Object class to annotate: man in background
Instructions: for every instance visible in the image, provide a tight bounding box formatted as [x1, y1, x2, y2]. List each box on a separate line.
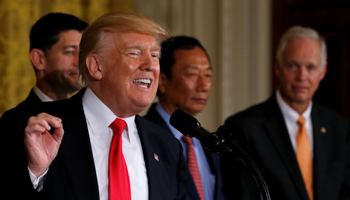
[18, 13, 88, 106]
[223, 26, 350, 200]
[144, 36, 225, 200]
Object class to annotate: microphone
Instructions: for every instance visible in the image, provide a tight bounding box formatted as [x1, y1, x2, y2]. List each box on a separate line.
[170, 109, 232, 154]
[170, 109, 211, 140]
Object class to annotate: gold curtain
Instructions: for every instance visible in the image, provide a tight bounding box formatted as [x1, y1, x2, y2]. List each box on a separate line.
[0, 0, 133, 116]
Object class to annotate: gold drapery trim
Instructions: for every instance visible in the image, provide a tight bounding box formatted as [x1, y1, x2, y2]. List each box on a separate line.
[0, 0, 133, 116]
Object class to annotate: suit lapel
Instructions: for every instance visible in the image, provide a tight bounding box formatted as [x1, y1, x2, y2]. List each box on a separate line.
[135, 115, 164, 199]
[311, 105, 329, 200]
[263, 96, 309, 200]
[58, 90, 100, 200]
[145, 105, 201, 200]
[27, 89, 41, 104]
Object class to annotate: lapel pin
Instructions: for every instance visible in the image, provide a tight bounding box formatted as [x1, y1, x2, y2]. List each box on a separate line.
[320, 127, 326, 134]
[154, 153, 159, 161]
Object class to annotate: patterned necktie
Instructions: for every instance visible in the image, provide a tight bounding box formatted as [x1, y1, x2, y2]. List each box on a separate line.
[182, 136, 205, 200]
[109, 118, 131, 200]
[296, 116, 313, 200]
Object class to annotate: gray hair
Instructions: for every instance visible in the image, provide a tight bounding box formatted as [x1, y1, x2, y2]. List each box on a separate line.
[276, 26, 327, 70]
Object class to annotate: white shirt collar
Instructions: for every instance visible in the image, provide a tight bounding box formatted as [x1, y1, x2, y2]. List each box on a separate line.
[82, 87, 135, 142]
[276, 90, 312, 121]
[33, 85, 53, 102]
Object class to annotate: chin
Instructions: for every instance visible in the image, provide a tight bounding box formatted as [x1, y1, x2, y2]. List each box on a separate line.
[135, 100, 153, 109]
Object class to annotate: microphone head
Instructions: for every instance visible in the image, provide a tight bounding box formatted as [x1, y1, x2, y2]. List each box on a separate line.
[170, 109, 200, 137]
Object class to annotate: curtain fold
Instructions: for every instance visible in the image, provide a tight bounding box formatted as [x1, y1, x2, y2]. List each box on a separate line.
[0, 0, 133, 116]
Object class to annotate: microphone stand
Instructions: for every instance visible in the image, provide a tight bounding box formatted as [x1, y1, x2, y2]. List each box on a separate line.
[200, 126, 271, 200]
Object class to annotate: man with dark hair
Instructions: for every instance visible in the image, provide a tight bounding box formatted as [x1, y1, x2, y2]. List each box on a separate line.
[18, 13, 88, 107]
[144, 36, 225, 200]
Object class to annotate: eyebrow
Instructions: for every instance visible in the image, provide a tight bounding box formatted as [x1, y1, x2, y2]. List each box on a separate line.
[126, 45, 160, 52]
[63, 45, 78, 49]
[126, 45, 142, 50]
[151, 46, 161, 52]
[185, 65, 213, 70]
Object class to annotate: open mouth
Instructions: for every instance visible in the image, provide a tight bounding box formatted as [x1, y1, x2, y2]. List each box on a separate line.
[133, 79, 152, 89]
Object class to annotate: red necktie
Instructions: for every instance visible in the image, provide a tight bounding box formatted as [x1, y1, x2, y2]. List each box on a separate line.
[296, 116, 313, 200]
[109, 118, 131, 200]
[182, 136, 205, 200]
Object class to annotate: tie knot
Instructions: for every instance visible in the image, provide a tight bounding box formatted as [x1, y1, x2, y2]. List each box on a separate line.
[110, 118, 127, 135]
[297, 115, 305, 126]
[182, 136, 193, 146]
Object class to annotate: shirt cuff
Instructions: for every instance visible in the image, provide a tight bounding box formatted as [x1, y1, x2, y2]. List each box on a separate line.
[28, 166, 48, 191]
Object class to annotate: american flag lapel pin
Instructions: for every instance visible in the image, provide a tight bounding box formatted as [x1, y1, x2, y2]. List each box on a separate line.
[154, 153, 159, 161]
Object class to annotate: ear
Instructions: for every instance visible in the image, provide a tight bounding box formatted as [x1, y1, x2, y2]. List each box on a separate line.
[274, 62, 281, 78]
[319, 62, 328, 81]
[86, 54, 103, 80]
[158, 72, 169, 94]
[30, 48, 46, 71]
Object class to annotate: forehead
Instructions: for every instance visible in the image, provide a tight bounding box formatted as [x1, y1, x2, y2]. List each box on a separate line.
[56, 30, 82, 44]
[283, 38, 321, 60]
[172, 46, 210, 68]
[106, 32, 160, 50]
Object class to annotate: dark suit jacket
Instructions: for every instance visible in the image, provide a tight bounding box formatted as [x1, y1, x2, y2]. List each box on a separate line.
[144, 103, 225, 200]
[16, 89, 42, 107]
[223, 94, 350, 200]
[0, 89, 186, 200]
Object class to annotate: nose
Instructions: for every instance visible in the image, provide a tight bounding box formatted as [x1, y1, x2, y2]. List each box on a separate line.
[196, 73, 211, 92]
[297, 66, 308, 80]
[140, 52, 158, 72]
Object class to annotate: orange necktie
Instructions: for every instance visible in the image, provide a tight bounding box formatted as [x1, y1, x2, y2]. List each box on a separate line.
[182, 136, 205, 200]
[296, 116, 313, 200]
[109, 118, 131, 200]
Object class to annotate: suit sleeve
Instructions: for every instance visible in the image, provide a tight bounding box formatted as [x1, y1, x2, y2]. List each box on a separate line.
[0, 108, 42, 199]
[222, 115, 261, 200]
[339, 121, 350, 200]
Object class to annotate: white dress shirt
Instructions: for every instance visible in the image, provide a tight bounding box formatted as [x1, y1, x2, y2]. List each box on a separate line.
[82, 87, 148, 200]
[33, 85, 53, 102]
[29, 87, 148, 200]
[276, 90, 314, 155]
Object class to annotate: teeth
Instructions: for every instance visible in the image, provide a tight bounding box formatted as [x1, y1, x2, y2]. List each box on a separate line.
[139, 85, 148, 88]
[133, 79, 151, 84]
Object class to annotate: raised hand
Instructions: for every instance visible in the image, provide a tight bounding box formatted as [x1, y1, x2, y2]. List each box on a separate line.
[24, 113, 64, 178]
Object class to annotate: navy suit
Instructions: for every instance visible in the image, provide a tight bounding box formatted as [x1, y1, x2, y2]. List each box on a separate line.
[223, 94, 350, 200]
[0, 89, 186, 200]
[144, 103, 225, 200]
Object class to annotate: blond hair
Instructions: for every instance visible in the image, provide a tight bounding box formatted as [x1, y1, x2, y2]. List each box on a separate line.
[276, 26, 327, 70]
[79, 12, 168, 87]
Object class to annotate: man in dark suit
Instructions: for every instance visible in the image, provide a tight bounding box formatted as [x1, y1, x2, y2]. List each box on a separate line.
[224, 26, 350, 200]
[0, 12, 186, 200]
[144, 36, 225, 200]
[18, 13, 88, 107]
